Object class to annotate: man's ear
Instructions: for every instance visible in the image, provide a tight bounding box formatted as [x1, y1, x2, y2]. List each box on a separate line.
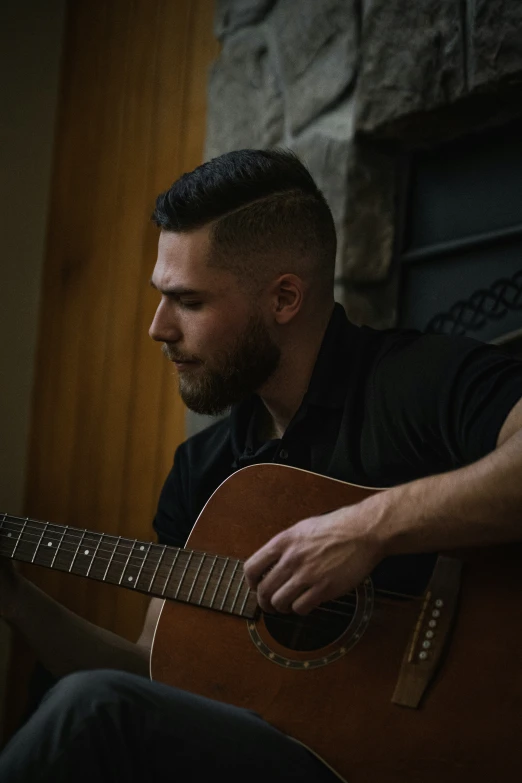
[269, 274, 305, 324]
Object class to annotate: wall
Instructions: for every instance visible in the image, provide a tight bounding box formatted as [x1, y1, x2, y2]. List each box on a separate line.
[207, 0, 522, 329]
[0, 0, 66, 742]
[4, 0, 219, 742]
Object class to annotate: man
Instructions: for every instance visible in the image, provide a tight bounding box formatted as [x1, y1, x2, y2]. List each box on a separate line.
[0, 148, 521, 782]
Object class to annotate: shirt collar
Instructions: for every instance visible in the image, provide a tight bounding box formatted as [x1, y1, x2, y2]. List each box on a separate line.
[229, 303, 361, 460]
[302, 302, 360, 410]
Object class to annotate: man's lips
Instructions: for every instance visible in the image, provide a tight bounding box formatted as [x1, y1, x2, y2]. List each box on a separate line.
[171, 358, 200, 369]
[162, 345, 200, 368]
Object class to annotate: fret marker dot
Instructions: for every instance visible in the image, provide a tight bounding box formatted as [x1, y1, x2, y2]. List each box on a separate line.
[84, 550, 90, 556]
[139, 546, 145, 551]
[7, 533, 12, 538]
[47, 542, 53, 547]
[128, 576, 133, 582]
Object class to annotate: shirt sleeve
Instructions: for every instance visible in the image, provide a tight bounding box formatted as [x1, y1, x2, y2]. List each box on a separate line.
[152, 445, 193, 548]
[445, 340, 522, 461]
[369, 333, 522, 474]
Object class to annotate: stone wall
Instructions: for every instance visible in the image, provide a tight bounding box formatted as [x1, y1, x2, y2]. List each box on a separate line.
[206, 0, 522, 328]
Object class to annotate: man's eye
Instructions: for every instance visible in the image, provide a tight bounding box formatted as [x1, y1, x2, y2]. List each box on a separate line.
[181, 301, 202, 309]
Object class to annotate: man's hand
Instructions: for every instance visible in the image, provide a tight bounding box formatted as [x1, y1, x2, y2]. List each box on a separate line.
[243, 493, 389, 616]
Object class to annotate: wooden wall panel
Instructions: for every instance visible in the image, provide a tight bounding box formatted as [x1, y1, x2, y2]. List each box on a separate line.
[5, 0, 219, 737]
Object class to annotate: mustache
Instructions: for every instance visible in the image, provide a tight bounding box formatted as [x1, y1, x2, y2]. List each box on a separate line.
[161, 343, 199, 363]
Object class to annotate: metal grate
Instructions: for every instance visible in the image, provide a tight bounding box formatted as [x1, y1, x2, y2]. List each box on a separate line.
[425, 269, 522, 336]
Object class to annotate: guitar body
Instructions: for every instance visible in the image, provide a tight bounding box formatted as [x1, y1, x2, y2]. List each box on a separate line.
[150, 464, 522, 782]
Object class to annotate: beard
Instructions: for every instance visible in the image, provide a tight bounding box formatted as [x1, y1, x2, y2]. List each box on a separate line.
[162, 313, 281, 416]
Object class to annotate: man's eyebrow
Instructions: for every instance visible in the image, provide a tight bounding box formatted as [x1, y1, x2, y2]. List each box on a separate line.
[149, 280, 201, 296]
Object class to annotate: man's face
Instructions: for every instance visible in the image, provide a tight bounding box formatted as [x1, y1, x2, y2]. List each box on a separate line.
[149, 228, 280, 415]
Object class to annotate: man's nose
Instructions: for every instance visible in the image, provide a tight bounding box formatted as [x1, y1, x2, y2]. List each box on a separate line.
[149, 300, 181, 343]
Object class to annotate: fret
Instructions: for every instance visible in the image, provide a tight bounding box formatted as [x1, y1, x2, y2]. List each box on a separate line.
[240, 579, 252, 615]
[31, 522, 49, 563]
[49, 527, 73, 571]
[52, 528, 86, 572]
[27, 522, 63, 567]
[175, 551, 194, 599]
[230, 571, 246, 614]
[240, 584, 257, 617]
[69, 530, 87, 573]
[50, 527, 67, 568]
[2, 518, 66, 570]
[148, 546, 172, 595]
[132, 541, 152, 590]
[209, 557, 229, 608]
[73, 531, 106, 577]
[0, 514, 16, 557]
[160, 547, 181, 596]
[135, 543, 163, 593]
[85, 532, 105, 577]
[219, 559, 239, 611]
[159, 549, 200, 601]
[213, 558, 241, 611]
[11, 519, 28, 558]
[104, 538, 135, 585]
[102, 535, 121, 581]
[119, 540, 148, 589]
[186, 554, 205, 603]
[198, 555, 218, 606]
[147, 545, 167, 592]
[118, 539, 136, 586]
[38, 525, 68, 568]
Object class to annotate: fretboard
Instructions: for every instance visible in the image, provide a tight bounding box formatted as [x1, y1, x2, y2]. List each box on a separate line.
[0, 513, 257, 619]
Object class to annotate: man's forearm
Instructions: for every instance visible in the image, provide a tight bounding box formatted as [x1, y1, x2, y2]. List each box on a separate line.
[381, 429, 522, 556]
[244, 431, 522, 616]
[7, 577, 150, 679]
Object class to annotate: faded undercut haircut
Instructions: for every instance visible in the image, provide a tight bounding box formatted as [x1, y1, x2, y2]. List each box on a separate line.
[151, 148, 337, 299]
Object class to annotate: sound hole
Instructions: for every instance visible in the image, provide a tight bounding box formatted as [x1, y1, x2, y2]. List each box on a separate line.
[263, 594, 357, 652]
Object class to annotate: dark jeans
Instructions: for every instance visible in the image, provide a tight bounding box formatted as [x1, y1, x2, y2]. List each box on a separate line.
[0, 669, 339, 782]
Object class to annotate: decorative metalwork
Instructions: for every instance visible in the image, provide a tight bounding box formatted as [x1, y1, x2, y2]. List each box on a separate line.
[425, 269, 522, 336]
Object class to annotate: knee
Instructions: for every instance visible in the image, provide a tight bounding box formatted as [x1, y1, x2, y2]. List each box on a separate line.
[43, 669, 143, 711]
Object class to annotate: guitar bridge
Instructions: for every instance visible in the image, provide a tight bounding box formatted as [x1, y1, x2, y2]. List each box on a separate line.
[392, 555, 462, 708]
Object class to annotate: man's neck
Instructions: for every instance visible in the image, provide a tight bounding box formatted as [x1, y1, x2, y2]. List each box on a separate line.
[256, 303, 334, 441]
[255, 405, 285, 442]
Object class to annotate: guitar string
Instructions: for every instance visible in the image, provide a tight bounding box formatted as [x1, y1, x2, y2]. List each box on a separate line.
[0, 516, 422, 607]
[0, 531, 357, 615]
[0, 534, 419, 636]
[0, 522, 421, 607]
[0, 521, 421, 610]
[0, 515, 419, 604]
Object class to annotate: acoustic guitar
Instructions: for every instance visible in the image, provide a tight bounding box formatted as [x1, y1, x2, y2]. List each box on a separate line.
[1, 463, 521, 781]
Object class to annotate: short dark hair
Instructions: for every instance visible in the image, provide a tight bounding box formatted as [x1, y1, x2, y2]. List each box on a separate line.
[152, 149, 337, 297]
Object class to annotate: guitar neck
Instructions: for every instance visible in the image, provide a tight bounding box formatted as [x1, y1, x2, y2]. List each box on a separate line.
[0, 513, 257, 619]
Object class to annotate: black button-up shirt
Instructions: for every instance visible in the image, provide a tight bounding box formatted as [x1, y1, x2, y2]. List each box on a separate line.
[154, 303, 522, 582]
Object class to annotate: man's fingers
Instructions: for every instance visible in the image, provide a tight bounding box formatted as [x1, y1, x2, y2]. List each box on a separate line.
[243, 538, 285, 588]
[290, 582, 329, 616]
[269, 577, 315, 615]
[255, 562, 296, 613]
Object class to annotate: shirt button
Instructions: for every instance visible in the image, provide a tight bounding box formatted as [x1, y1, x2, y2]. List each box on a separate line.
[279, 449, 289, 460]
